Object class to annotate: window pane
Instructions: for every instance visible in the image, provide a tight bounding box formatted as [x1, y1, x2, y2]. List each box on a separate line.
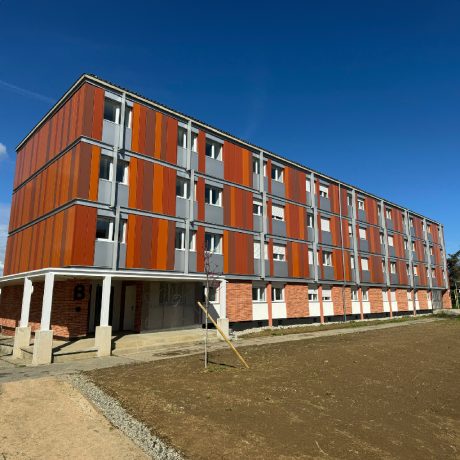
[96, 218, 111, 240]
[99, 156, 112, 180]
[103, 99, 120, 123]
[116, 161, 128, 183]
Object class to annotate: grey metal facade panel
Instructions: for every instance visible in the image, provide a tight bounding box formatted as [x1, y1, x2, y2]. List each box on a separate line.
[428, 233, 433, 243]
[174, 250, 185, 271]
[271, 181, 285, 198]
[176, 197, 188, 219]
[253, 215, 263, 233]
[205, 204, 223, 225]
[351, 271, 357, 282]
[430, 255, 435, 264]
[322, 266, 335, 280]
[386, 219, 393, 231]
[191, 152, 198, 170]
[102, 120, 117, 145]
[124, 128, 132, 151]
[306, 192, 312, 206]
[388, 246, 395, 257]
[254, 259, 261, 276]
[346, 205, 353, 218]
[359, 240, 369, 253]
[361, 271, 371, 283]
[205, 157, 224, 178]
[252, 173, 260, 190]
[412, 251, 418, 261]
[117, 184, 129, 208]
[272, 220, 287, 237]
[177, 147, 187, 168]
[410, 227, 415, 237]
[432, 279, 438, 288]
[98, 180, 111, 205]
[309, 264, 313, 275]
[210, 254, 223, 273]
[321, 231, 332, 246]
[405, 250, 411, 259]
[307, 227, 314, 241]
[414, 276, 421, 286]
[390, 274, 398, 285]
[358, 210, 366, 222]
[94, 240, 114, 268]
[319, 197, 330, 212]
[188, 252, 197, 272]
[274, 261, 288, 278]
[118, 243, 127, 269]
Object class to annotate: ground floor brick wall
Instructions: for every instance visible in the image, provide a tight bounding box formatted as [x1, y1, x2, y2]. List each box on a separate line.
[443, 290, 452, 309]
[396, 289, 409, 311]
[285, 284, 309, 318]
[226, 281, 252, 322]
[0, 280, 91, 339]
[332, 286, 352, 315]
[369, 287, 384, 313]
[418, 290, 428, 309]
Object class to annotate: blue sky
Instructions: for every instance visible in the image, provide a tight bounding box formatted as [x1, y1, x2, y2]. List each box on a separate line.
[0, 0, 459, 273]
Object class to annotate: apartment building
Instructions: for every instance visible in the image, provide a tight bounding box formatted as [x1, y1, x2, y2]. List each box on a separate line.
[0, 74, 451, 364]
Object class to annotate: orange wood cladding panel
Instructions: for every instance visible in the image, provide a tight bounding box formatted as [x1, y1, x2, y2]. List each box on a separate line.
[131, 103, 178, 164]
[433, 245, 442, 266]
[392, 210, 405, 233]
[417, 263, 428, 286]
[430, 224, 440, 244]
[367, 226, 382, 254]
[287, 241, 309, 278]
[125, 215, 175, 270]
[411, 216, 424, 240]
[393, 233, 406, 258]
[223, 142, 252, 187]
[9, 143, 100, 232]
[223, 186, 253, 231]
[14, 83, 104, 189]
[3, 205, 96, 275]
[128, 157, 176, 216]
[369, 254, 384, 283]
[414, 240, 425, 262]
[284, 166, 306, 204]
[434, 266, 444, 286]
[223, 231, 254, 275]
[396, 259, 409, 285]
[285, 203, 306, 240]
[364, 197, 379, 226]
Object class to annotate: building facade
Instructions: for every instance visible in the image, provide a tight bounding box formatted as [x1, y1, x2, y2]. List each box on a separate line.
[0, 74, 451, 364]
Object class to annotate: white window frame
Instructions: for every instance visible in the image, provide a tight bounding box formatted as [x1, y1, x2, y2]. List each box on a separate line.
[119, 220, 127, 244]
[321, 217, 330, 232]
[319, 185, 329, 198]
[390, 262, 396, 274]
[388, 235, 394, 247]
[252, 157, 260, 174]
[322, 251, 332, 266]
[386, 208, 392, 219]
[175, 228, 186, 250]
[308, 288, 318, 301]
[308, 249, 313, 265]
[357, 198, 365, 210]
[103, 99, 121, 124]
[272, 204, 285, 221]
[205, 138, 223, 160]
[347, 194, 352, 206]
[96, 217, 114, 241]
[273, 244, 286, 261]
[205, 185, 222, 207]
[362, 289, 368, 301]
[350, 256, 355, 269]
[176, 177, 189, 199]
[351, 289, 358, 301]
[189, 231, 196, 251]
[322, 288, 332, 302]
[253, 200, 263, 216]
[253, 241, 261, 259]
[307, 214, 314, 228]
[361, 258, 369, 271]
[272, 286, 284, 302]
[252, 285, 266, 302]
[413, 265, 418, 276]
[99, 155, 114, 181]
[359, 227, 367, 240]
[204, 232, 222, 254]
[271, 165, 284, 183]
[116, 160, 129, 185]
[306, 178, 311, 192]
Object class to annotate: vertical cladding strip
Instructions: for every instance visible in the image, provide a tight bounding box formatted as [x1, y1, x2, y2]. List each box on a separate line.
[351, 189, 360, 285]
[380, 200, 390, 287]
[311, 173, 319, 283]
[439, 225, 449, 289]
[405, 211, 415, 290]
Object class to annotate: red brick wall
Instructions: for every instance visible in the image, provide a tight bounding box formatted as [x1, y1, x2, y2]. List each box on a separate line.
[226, 281, 252, 322]
[396, 289, 409, 311]
[285, 284, 309, 318]
[0, 280, 91, 339]
[332, 286, 352, 315]
[443, 290, 452, 309]
[369, 287, 384, 313]
[417, 290, 428, 310]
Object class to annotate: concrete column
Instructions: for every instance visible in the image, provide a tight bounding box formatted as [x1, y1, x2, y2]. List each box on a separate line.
[95, 275, 112, 357]
[386, 288, 393, 319]
[267, 282, 273, 327]
[358, 287, 364, 321]
[13, 277, 34, 358]
[32, 272, 55, 365]
[318, 285, 325, 324]
[216, 318, 230, 341]
[217, 280, 229, 340]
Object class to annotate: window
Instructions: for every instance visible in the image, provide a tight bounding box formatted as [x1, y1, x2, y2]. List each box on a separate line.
[204, 233, 222, 253]
[306, 178, 311, 192]
[321, 217, 330, 232]
[377, 205, 381, 216]
[253, 200, 263, 216]
[347, 194, 352, 206]
[175, 228, 186, 250]
[359, 227, 367, 240]
[103, 99, 121, 124]
[379, 233, 384, 244]
[263, 243, 269, 260]
[271, 165, 284, 183]
[348, 224, 353, 237]
[413, 265, 418, 276]
[350, 256, 355, 269]
[388, 235, 394, 246]
[308, 249, 313, 265]
[207, 286, 218, 303]
[429, 246, 433, 256]
[431, 268, 436, 278]
[362, 289, 368, 301]
[322, 251, 332, 266]
[357, 198, 365, 210]
[319, 185, 329, 198]
[322, 289, 332, 301]
[307, 214, 314, 228]
[390, 262, 396, 274]
[411, 241, 416, 251]
[386, 208, 392, 219]
[273, 244, 286, 261]
[404, 239, 408, 250]
[205, 139, 223, 160]
[205, 185, 222, 206]
[189, 231, 196, 251]
[254, 241, 261, 259]
[272, 204, 285, 221]
[406, 264, 410, 275]
[407, 290, 412, 300]
[308, 288, 318, 301]
[381, 259, 386, 273]
[96, 217, 114, 241]
[252, 286, 265, 302]
[176, 177, 189, 199]
[427, 224, 432, 234]
[414, 291, 419, 301]
[99, 156, 113, 181]
[410, 217, 414, 227]
[119, 219, 127, 244]
[253, 157, 260, 174]
[272, 286, 284, 302]
[116, 160, 129, 184]
[177, 126, 198, 151]
[125, 107, 133, 128]
[402, 214, 406, 226]
[361, 258, 369, 271]
[351, 289, 358, 301]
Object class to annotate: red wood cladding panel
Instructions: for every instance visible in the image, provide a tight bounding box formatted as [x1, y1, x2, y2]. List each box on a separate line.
[284, 166, 306, 204]
[414, 240, 425, 262]
[393, 233, 406, 258]
[342, 251, 353, 282]
[369, 255, 384, 284]
[3, 205, 96, 275]
[367, 226, 382, 254]
[332, 249, 344, 280]
[411, 216, 424, 240]
[286, 241, 309, 278]
[266, 159, 272, 194]
[417, 263, 428, 286]
[131, 103, 178, 164]
[223, 231, 254, 275]
[392, 210, 405, 233]
[196, 226, 205, 272]
[223, 186, 252, 230]
[341, 218, 352, 249]
[434, 266, 444, 286]
[128, 157, 176, 216]
[285, 203, 306, 240]
[14, 83, 104, 189]
[9, 143, 100, 232]
[430, 224, 440, 244]
[330, 215, 342, 247]
[197, 131, 206, 173]
[433, 245, 442, 266]
[396, 260, 409, 285]
[364, 197, 379, 226]
[125, 215, 175, 270]
[328, 184, 341, 214]
[196, 177, 205, 221]
[223, 142, 252, 187]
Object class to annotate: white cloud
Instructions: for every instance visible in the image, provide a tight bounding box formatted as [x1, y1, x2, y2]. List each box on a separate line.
[0, 203, 11, 275]
[0, 142, 6, 160]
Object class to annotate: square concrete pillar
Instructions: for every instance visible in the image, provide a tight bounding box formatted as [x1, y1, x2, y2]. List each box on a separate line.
[12, 326, 31, 359]
[216, 318, 230, 341]
[95, 325, 112, 357]
[32, 330, 53, 365]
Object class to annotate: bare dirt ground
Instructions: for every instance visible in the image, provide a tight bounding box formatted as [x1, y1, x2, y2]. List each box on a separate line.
[88, 319, 460, 460]
[0, 377, 147, 460]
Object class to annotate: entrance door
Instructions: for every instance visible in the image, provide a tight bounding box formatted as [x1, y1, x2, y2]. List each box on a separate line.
[123, 285, 136, 331]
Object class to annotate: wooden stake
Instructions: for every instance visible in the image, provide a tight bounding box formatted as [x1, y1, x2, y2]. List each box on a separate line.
[197, 301, 249, 369]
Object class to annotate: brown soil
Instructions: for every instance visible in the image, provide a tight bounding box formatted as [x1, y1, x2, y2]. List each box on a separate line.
[87, 319, 460, 459]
